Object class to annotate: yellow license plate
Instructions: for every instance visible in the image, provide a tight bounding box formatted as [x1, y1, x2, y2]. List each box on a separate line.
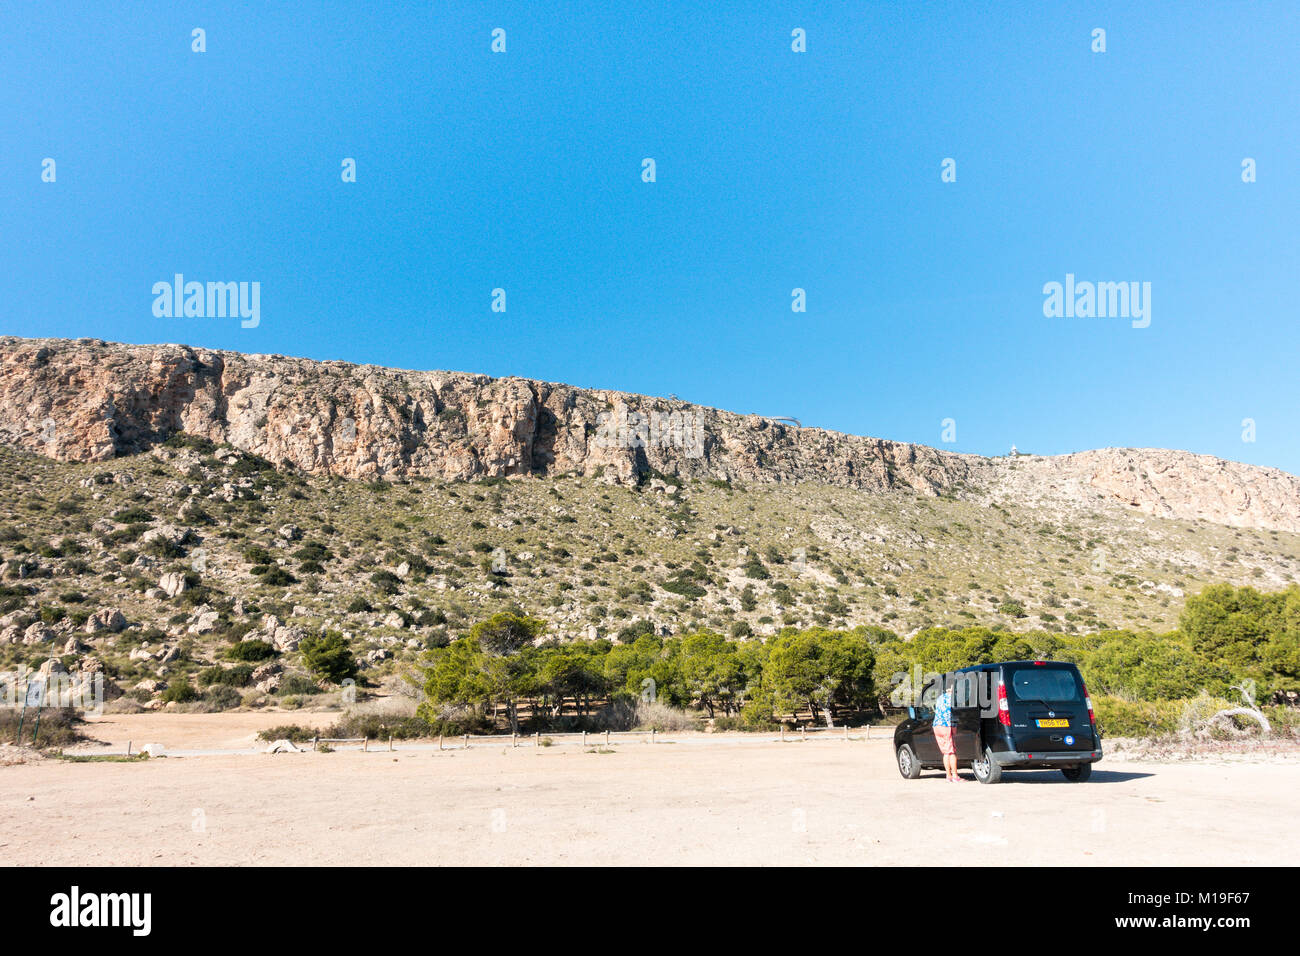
[1036, 718, 1069, 728]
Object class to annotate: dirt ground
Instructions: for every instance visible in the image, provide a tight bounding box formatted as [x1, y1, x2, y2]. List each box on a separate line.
[3, 711, 1296, 866]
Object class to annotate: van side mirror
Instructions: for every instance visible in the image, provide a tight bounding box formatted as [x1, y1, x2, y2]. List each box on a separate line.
[907, 706, 917, 719]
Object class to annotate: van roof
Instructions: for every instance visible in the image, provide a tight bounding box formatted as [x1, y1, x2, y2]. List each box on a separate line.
[955, 660, 1080, 674]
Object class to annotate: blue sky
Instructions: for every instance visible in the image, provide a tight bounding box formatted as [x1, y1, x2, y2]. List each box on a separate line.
[3, 1, 1298, 472]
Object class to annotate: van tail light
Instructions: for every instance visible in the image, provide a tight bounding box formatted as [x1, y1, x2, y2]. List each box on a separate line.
[1083, 683, 1095, 726]
[997, 682, 1011, 727]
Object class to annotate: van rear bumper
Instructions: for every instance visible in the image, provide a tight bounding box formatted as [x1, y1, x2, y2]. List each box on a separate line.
[992, 749, 1102, 768]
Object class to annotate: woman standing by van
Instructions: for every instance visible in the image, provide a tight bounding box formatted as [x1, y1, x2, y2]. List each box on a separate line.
[933, 684, 961, 781]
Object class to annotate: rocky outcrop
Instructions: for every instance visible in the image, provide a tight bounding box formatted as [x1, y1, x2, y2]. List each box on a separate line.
[989, 449, 1300, 533]
[2, 336, 1299, 532]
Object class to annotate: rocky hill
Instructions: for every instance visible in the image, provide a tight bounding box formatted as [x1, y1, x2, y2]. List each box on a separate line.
[3, 336, 1299, 533]
[2, 339, 1299, 713]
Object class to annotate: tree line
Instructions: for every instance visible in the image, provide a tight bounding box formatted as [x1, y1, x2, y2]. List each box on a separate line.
[414, 584, 1300, 735]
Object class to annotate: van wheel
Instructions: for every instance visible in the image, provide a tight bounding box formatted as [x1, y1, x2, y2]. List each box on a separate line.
[1061, 763, 1092, 782]
[896, 744, 922, 779]
[972, 747, 1001, 784]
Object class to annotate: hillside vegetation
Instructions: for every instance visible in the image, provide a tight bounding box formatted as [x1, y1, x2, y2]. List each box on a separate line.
[1, 435, 1298, 735]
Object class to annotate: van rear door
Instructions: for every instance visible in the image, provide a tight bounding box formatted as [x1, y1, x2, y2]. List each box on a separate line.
[1004, 663, 1095, 753]
[951, 671, 983, 760]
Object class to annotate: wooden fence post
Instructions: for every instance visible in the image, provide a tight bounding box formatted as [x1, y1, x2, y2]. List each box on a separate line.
[388, 735, 393, 752]
[651, 728, 656, 744]
[605, 730, 610, 747]
[439, 734, 444, 751]
[363, 737, 368, 752]
[463, 733, 469, 750]
[313, 735, 318, 752]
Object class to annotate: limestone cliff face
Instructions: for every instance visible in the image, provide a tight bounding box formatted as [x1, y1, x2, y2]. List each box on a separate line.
[2, 336, 1299, 532]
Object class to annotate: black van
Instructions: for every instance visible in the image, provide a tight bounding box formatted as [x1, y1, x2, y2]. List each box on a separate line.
[894, 660, 1103, 783]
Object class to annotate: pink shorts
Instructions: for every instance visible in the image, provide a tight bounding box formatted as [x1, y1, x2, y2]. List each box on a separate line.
[934, 725, 955, 756]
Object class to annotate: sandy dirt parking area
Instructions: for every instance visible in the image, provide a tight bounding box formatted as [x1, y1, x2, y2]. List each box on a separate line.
[2, 712, 1296, 866]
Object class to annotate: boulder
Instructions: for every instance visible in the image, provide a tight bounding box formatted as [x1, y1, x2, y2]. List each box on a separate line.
[159, 572, 188, 598]
[251, 661, 282, 682]
[140, 523, 188, 548]
[267, 625, 303, 653]
[38, 657, 68, 677]
[187, 605, 220, 635]
[84, 607, 127, 633]
[256, 674, 283, 694]
[22, 622, 56, 645]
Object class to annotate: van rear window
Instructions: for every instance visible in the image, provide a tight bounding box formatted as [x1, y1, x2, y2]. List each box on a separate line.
[1010, 668, 1080, 702]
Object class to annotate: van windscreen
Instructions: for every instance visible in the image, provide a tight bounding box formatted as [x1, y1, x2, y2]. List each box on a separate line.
[1010, 668, 1080, 702]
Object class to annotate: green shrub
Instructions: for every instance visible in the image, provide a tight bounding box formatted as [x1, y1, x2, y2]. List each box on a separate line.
[203, 684, 243, 710]
[299, 631, 357, 683]
[370, 570, 402, 595]
[276, 674, 323, 696]
[164, 432, 217, 454]
[293, 541, 333, 563]
[662, 578, 705, 599]
[0, 706, 87, 748]
[161, 682, 199, 704]
[197, 663, 255, 688]
[256, 724, 318, 743]
[1093, 696, 1183, 738]
[226, 639, 277, 662]
[325, 713, 432, 740]
[261, 567, 297, 586]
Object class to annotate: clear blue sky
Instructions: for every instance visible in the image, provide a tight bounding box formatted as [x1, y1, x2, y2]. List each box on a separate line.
[3, 2, 1298, 471]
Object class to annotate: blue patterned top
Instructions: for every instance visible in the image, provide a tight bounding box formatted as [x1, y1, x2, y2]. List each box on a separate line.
[933, 688, 953, 728]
